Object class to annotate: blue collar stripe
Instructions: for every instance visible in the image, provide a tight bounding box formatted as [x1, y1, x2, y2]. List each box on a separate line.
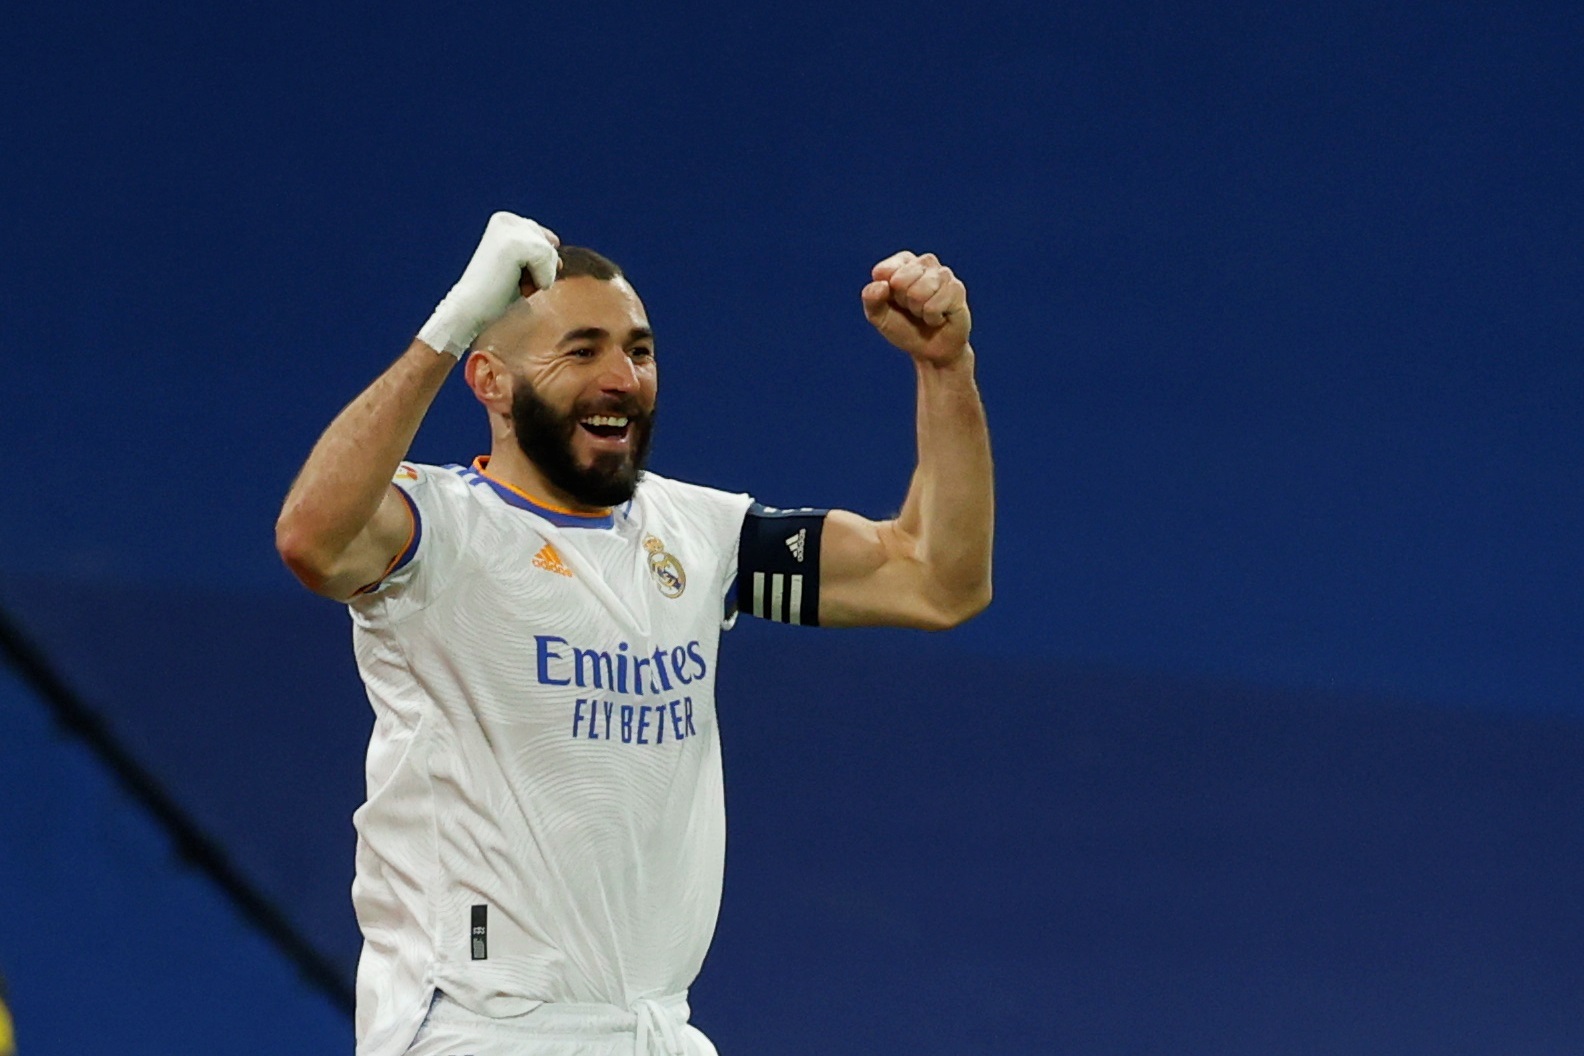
[477, 475, 617, 529]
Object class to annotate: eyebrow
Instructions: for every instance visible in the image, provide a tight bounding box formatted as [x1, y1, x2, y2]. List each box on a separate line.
[557, 326, 655, 346]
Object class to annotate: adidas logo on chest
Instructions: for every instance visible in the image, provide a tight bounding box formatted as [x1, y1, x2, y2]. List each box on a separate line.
[532, 542, 574, 577]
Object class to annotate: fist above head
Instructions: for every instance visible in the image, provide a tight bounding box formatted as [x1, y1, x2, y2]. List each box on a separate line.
[861, 250, 972, 367]
[484, 212, 561, 295]
[419, 211, 563, 358]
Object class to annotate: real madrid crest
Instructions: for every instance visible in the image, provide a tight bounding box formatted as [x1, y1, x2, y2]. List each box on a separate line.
[644, 535, 686, 599]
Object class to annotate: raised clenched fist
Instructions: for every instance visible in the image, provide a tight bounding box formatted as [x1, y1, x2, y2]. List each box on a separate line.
[418, 212, 562, 358]
[860, 251, 972, 367]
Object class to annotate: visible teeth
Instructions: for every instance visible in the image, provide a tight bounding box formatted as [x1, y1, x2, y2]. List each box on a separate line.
[582, 415, 629, 427]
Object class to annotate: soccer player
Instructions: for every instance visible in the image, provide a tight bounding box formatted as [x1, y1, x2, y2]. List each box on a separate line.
[276, 213, 993, 1056]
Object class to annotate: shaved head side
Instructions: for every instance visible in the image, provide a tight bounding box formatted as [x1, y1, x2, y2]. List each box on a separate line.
[471, 245, 626, 357]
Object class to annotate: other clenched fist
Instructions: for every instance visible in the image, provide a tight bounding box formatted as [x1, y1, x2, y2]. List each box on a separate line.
[418, 212, 563, 358]
[861, 251, 972, 367]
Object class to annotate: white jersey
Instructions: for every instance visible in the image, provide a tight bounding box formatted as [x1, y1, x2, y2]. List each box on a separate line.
[347, 459, 753, 1056]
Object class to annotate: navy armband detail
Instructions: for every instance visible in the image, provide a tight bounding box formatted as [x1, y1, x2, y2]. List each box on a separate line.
[737, 502, 828, 625]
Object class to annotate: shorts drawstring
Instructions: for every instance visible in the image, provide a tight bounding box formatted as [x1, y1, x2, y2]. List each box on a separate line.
[405, 990, 704, 1055]
[633, 997, 686, 1056]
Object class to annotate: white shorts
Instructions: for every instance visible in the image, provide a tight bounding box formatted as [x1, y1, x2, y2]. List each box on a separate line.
[403, 992, 720, 1056]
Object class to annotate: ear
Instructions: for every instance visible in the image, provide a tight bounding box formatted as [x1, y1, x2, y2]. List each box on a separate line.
[464, 350, 514, 416]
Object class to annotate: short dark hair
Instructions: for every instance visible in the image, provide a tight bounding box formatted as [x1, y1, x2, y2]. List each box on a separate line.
[557, 245, 623, 281]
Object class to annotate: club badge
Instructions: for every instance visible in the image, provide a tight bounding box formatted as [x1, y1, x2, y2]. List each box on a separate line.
[644, 535, 686, 599]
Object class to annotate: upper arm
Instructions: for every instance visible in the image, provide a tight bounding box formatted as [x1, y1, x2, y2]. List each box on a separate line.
[733, 504, 962, 630]
[282, 484, 418, 602]
[818, 510, 961, 629]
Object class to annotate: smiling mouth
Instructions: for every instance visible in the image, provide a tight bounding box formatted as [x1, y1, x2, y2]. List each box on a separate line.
[579, 414, 632, 443]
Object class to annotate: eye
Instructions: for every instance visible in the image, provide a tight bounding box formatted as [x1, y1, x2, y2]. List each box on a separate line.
[568, 346, 597, 359]
[629, 345, 655, 361]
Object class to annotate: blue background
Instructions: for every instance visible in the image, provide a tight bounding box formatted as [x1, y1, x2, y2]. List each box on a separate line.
[1, 1, 1580, 1053]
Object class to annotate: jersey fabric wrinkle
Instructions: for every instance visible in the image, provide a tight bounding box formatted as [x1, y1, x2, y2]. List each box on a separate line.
[346, 461, 753, 1056]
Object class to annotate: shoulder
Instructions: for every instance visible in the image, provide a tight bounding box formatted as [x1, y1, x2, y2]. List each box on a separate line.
[393, 461, 492, 514]
[633, 472, 753, 528]
[634, 470, 750, 506]
[396, 460, 470, 490]
[386, 460, 497, 556]
[630, 474, 755, 573]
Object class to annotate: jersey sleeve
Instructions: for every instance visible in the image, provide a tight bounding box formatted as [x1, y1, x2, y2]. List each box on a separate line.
[349, 462, 469, 613]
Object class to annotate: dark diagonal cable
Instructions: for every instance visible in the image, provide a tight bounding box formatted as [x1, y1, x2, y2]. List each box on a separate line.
[0, 600, 355, 1015]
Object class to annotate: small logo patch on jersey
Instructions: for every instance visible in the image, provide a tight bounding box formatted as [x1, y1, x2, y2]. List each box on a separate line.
[470, 904, 488, 960]
[394, 464, 419, 482]
[532, 542, 573, 577]
[785, 528, 807, 562]
[644, 535, 686, 599]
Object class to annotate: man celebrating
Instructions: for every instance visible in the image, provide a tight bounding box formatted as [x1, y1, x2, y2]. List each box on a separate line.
[276, 213, 993, 1056]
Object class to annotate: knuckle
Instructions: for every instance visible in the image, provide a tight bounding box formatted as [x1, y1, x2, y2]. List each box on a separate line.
[489, 211, 526, 233]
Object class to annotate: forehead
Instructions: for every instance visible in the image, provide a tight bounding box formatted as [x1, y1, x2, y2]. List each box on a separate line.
[475, 275, 650, 360]
[524, 276, 649, 345]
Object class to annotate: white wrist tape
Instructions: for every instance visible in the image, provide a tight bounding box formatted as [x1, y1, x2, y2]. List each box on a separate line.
[418, 212, 560, 358]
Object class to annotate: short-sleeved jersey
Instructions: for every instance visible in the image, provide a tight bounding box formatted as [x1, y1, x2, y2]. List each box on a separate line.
[347, 459, 753, 1056]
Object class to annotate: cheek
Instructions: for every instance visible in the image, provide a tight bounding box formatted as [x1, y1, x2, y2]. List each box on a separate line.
[529, 360, 572, 387]
[522, 365, 582, 406]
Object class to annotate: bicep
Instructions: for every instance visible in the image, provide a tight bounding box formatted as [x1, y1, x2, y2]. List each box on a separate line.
[818, 510, 944, 628]
[733, 503, 949, 629]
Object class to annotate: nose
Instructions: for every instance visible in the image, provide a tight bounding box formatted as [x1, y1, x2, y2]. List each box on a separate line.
[596, 348, 640, 393]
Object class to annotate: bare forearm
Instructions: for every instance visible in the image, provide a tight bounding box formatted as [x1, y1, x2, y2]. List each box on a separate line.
[820, 249, 994, 630]
[276, 341, 454, 567]
[901, 347, 994, 613]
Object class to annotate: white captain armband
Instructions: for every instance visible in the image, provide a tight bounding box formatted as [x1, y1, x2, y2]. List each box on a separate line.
[736, 502, 829, 626]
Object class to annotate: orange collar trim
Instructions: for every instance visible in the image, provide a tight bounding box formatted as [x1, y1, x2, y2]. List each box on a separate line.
[471, 456, 615, 519]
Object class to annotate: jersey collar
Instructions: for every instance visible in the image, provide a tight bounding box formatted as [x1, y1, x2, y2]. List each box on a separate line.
[468, 456, 618, 529]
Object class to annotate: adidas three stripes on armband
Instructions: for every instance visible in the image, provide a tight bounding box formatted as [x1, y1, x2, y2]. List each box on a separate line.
[735, 503, 828, 626]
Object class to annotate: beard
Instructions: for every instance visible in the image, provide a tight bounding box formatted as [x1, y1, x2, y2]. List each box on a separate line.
[509, 376, 654, 508]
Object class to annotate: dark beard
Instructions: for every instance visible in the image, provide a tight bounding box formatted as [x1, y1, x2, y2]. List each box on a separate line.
[509, 377, 654, 508]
